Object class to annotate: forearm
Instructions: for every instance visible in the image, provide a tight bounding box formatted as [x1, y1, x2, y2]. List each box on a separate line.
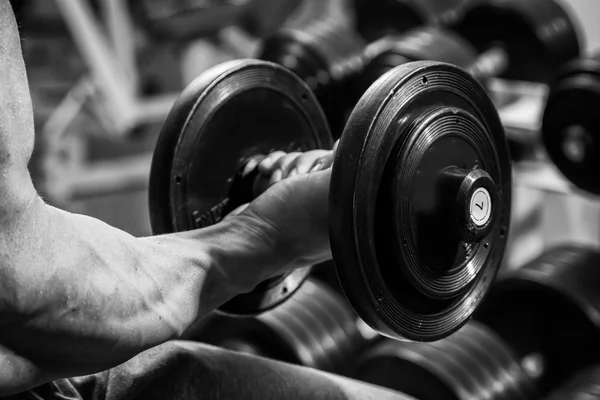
[0, 196, 285, 395]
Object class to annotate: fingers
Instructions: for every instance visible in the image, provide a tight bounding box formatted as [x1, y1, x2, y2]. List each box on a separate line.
[269, 152, 302, 183]
[257, 151, 286, 175]
[292, 150, 331, 175]
[255, 147, 336, 188]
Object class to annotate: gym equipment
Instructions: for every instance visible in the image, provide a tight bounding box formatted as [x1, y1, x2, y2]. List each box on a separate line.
[259, 25, 478, 138]
[546, 366, 600, 400]
[196, 279, 377, 374]
[475, 245, 600, 395]
[354, 321, 539, 400]
[541, 51, 600, 195]
[446, 0, 581, 83]
[148, 58, 511, 342]
[149, 59, 331, 316]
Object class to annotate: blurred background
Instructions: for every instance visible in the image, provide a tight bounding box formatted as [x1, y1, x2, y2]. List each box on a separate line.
[7, 0, 598, 265]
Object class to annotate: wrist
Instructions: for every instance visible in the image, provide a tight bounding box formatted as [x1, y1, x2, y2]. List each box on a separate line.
[210, 214, 294, 290]
[159, 214, 293, 303]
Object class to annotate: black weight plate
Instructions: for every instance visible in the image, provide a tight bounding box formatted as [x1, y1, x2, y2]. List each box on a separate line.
[475, 245, 600, 395]
[355, 321, 536, 400]
[331, 61, 511, 341]
[542, 52, 600, 195]
[452, 0, 581, 82]
[149, 59, 333, 316]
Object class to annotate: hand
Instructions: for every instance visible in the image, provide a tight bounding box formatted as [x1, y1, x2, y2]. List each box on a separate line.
[229, 142, 338, 278]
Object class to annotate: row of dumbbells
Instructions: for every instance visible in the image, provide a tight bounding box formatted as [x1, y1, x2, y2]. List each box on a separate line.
[188, 244, 600, 399]
[255, 0, 600, 196]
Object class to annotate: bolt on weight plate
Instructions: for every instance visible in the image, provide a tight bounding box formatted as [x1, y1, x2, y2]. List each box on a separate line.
[474, 245, 600, 395]
[542, 51, 600, 195]
[148, 59, 333, 316]
[354, 321, 537, 400]
[331, 60, 511, 342]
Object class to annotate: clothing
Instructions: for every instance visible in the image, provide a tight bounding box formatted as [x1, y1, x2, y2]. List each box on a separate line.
[13, 341, 414, 400]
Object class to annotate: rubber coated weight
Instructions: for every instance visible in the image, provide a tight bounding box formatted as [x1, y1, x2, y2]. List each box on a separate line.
[196, 279, 378, 374]
[450, 0, 581, 82]
[541, 51, 600, 195]
[331, 61, 511, 342]
[149, 59, 333, 315]
[475, 245, 600, 395]
[355, 321, 537, 400]
[546, 366, 600, 400]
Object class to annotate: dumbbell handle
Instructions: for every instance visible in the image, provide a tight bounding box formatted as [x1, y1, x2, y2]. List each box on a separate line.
[466, 46, 511, 81]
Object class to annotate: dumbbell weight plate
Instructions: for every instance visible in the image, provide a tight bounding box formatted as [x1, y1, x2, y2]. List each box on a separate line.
[475, 245, 600, 394]
[332, 61, 511, 341]
[542, 53, 600, 195]
[355, 321, 537, 400]
[452, 0, 581, 82]
[149, 59, 333, 315]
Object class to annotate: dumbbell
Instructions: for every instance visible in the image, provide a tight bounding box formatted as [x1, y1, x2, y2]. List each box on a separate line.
[474, 245, 600, 395]
[541, 51, 600, 195]
[259, 24, 479, 138]
[195, 278, 378, 374]
[545, 366, 600, 399]
[355, 321, 539, 400]
[257, 0, 448, 138]
[148, 58, 511, 342]
[443, 0, 582, 84]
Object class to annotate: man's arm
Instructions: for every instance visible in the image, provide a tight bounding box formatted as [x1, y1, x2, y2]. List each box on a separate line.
[0, 3, 293, 395]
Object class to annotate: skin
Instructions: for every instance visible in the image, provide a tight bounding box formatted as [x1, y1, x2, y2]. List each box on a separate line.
[0, 2, 335, 396]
